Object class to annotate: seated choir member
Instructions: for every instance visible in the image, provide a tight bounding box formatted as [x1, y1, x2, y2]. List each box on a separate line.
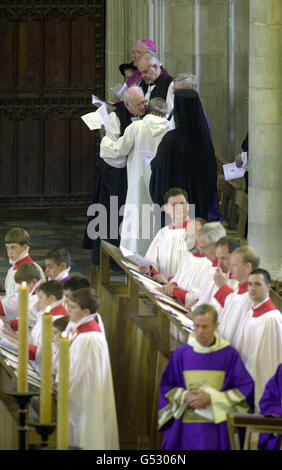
[29, 280, 68, 355]
[187, 237, 240, 311]
[158, 304, 254, 450]
[1, 226, 45, 298]
[59, 287, 119, 450]
[238, 269, 282, 408]
[62, 275, 105, 337]
[159, 222, 226, 306]
[2, 262, 44, 326]
[44, 248, 71, 284]
[140, 187, 196, 280]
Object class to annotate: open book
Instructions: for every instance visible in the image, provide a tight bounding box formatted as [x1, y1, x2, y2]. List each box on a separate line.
[0, 328, 41, 389]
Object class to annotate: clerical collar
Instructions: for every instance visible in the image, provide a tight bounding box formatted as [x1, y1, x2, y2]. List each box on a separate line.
[188, 332, 229, 354]
[252, 297, 277, 318]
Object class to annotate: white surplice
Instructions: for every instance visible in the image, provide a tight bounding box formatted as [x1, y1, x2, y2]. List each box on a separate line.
[238, 298, 282, 407]
[0, 251, 45, 321]
[2, 279, 43, 326]
[100, 114, 170, 256]
[212, 283, 253, 348]
[67, 315, 119, 450]
[190, 270, 238, 311]
[3, 249, 45, 297]
[145, 225, 188, 279]
[170, 252, 212, 301]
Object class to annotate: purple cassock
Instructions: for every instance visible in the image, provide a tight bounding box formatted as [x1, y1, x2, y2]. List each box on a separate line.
[158, 343, 254, 450]
[258, 364, 282, 451]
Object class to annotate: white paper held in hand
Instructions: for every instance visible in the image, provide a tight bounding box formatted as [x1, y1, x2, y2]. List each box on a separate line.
[120, 246, 154, 267]
[223, 162, 246, 181]
[81, 112, 101, 131]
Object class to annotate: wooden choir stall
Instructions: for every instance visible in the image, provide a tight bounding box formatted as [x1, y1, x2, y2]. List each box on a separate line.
[98, 240, 194, 450]
[98, 241, 282, 451]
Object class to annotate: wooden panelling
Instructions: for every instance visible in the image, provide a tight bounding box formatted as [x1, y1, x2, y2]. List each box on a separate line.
[0, 1, 105, 212]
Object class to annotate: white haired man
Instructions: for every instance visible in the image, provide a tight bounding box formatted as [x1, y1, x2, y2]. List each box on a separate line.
[137, 53, 174, 114]
[159, 222, 226, 305]
[100, 97, 170, 255]
[83, 87, 146, 266]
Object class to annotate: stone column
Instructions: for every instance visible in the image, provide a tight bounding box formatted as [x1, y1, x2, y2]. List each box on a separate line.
[229, 0, 249, 158]
[105, 0, 128, 102]
[195, 0, 230, 158]
[162, 0, 195, 76]
[248, 0, 282, 280]
[105, 1, 152, 102]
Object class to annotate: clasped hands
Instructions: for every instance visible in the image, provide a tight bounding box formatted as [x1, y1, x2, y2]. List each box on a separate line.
[184, 389, 211, 409]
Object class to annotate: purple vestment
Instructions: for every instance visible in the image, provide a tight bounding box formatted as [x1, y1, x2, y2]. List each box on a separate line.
[258, 364, 282, 450]
[158, 343, 254, 450]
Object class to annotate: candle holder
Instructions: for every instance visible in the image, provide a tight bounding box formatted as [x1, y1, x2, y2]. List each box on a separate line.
[5, 387, 39, 450]
[27, 418, 56, 448]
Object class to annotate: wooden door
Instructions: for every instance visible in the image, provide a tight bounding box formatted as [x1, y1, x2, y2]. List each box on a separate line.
[0, 0, 105, 214]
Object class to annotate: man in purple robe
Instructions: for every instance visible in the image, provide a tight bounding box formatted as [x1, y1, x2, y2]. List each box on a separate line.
[258, 364, 282, 450]
[158, 304, 254, 450]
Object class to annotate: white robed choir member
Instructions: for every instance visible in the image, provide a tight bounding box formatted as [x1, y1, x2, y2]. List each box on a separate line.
[211, 245, 260, 347]
[2, 248, 45, 297]
[161, 253, 211, 306]
[145, 221, 189, 280]
[67, 314, 119, 450]
[236, 269, 282, 408]
[189, 238, 240, 310]
[211, 281, 253, 347]
[240, 298, 282, 407]
[100, 98, 170, 256]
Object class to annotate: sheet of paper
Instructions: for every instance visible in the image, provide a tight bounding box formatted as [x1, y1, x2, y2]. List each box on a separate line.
[130, 271, 162, 289]
[156, 300, 194, 329]
[0, 337, 18, 353]
[120, 246, 154, 267]
[96, 103, 109, 128]
[81, 112, 101, 131]
[92, 94, 105, 108]
[150, 290, 190, 314]
[92, 95, 116, 113]
[223, 162, 246, 181]
[110, 83, 124, 97]
[241, 151, 248, 171]
[96, 103, 116, 140]
[121, 259, 140, 271]
[113, 82, 127, 98]
[140, 150, 156, 165]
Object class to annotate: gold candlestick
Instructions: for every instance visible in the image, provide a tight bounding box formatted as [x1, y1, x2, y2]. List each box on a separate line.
[57, 332, 69, 450]
[17, 282, 29, 393]
[39, 307, 52, 424]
